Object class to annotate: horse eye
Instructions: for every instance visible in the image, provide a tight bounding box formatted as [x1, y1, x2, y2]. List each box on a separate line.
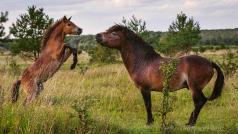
[111, 32, 117, 36]
[67, 23, 71, 26]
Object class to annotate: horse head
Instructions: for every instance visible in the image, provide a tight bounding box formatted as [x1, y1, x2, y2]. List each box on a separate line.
[62, 16, 82, 35]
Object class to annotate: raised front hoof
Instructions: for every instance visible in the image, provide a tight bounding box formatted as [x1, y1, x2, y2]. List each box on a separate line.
[23, 101, 29, 106]
[146, 119, 154, 125]
[185, 122, 196, 127]
[70, 65, 76, 70]
[11, 98, 18, 103]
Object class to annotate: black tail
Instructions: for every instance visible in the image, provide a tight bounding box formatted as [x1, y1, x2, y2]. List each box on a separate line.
[11, 80, 21, 103]
[208, 62, 224, 101]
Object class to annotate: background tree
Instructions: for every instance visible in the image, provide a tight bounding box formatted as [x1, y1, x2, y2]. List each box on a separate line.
[66, 35, 119, 64]
[0, 11, 8, 40]
[121, 15, 161, 49]
[163, 12, 201, 55]
[10, 5, 53, 60]
[80, 35, 118, 63]
[121, 15, 146, 35]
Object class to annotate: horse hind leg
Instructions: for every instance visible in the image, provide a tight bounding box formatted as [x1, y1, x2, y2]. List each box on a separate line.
[23, 82, 42, 106]
[187, 86, 207, 126]
[23, 91, 38, 106]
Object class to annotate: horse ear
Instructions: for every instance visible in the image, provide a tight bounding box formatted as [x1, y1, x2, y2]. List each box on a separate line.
[63, 16, 67, 22]
[68, 16, 72, 21]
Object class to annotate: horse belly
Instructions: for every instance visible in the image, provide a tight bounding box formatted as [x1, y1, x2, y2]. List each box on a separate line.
[149, 76, 163, 91]
[150, 63, 187, 92]
[132, 69, 163, 91]
[169, 72, 188, 91]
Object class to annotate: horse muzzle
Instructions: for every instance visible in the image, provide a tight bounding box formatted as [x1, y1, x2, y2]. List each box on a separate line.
[95, 33, 103, 43]
[77, 28, 83, 35]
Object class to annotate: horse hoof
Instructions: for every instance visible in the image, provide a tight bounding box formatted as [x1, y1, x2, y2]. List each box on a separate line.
[70, 66, 75, 70]
[146, 119, 154, 125]
[146, 122, 153, 125]
[185, 122, 195, 126]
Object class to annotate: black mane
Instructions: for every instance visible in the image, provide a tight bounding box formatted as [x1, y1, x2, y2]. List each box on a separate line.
[108, 25, 158, 56]
[108, 25, 146, 43]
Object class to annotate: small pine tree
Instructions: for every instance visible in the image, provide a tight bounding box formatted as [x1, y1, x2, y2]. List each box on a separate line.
[10, 5, 53, 60]
[121, 15, 146, 35]
[121, 15, 161, 50]
[165, 12, 201, 55]
[0, 11, 8, 39]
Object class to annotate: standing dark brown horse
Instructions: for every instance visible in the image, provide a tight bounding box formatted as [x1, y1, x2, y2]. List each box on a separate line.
[96, 25, 224, 126]
[11, 16, 82, 105]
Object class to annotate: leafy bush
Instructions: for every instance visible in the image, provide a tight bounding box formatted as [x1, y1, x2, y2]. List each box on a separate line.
[87, 46, 119, 64]
[70, 35, 119, 64]
[6, 57, 21, 76]
[71, 97, 94, 134]
[159, 59, 178, 133]
[78, 63, 89, 75]
[216, 50, 238, 79]
[198, 46, 206, 53]
[161, 12, 201, 55]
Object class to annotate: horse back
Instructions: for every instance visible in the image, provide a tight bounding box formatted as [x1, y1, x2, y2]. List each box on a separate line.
[144, 55, 214, 92]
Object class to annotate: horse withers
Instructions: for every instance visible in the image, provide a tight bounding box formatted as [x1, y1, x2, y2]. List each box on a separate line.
[11, 16, 82, 105]
[95, 25, 224, 126]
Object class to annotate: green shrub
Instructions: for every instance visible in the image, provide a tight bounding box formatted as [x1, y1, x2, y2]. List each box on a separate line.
[71, 97, 94, 134]
[78, 63, 89, 75]
[198, 46, 206, 53]
[216, 50, 238, 79]
[159, 59, 178, 133]
[76, 35, 119, 64]
[88, 45, 119, 64]
[7, 57, 21, 76]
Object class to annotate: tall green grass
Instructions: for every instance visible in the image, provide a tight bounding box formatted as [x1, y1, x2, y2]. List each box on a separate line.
[0, 60, 238, 133]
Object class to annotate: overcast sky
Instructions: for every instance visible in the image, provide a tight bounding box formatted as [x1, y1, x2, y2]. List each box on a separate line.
[1, 0, 238, 35]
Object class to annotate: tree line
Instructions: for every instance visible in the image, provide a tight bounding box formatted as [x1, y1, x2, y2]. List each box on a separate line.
[0, 5, 237, 61]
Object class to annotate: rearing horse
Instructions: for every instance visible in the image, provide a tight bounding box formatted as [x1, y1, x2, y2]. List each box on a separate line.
[11, 16, 82, 105]
[96, 25, 224, 126]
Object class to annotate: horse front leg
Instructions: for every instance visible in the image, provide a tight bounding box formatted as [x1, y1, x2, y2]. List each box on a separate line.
[61, 45, 78, 70]
[70, 48, 78, 70]
[141, 88, 154, 125]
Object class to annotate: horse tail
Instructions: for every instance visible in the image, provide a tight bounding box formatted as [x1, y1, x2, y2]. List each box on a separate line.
[208, 62, 224, 101]
[11, 79, 21, 103]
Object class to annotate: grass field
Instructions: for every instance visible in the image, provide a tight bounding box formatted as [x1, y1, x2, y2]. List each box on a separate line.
[0, 54, 238, 134]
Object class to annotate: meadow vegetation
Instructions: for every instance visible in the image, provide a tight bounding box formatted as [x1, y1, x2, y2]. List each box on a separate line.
[1, 6, 238, 133]
[0, 51, 238, 134]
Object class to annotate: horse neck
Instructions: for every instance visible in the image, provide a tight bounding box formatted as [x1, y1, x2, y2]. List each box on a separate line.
[120, 41, 159, 73]
[43, 24, 65, 54]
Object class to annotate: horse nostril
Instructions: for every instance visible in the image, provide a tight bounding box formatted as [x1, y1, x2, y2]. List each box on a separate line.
[95, 34, 102, 42]
[78, 28, 82, 34]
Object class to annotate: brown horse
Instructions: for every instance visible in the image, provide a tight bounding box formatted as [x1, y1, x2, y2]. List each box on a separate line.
[11, 16, 82, 105]
[95, 25, 224, 126]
